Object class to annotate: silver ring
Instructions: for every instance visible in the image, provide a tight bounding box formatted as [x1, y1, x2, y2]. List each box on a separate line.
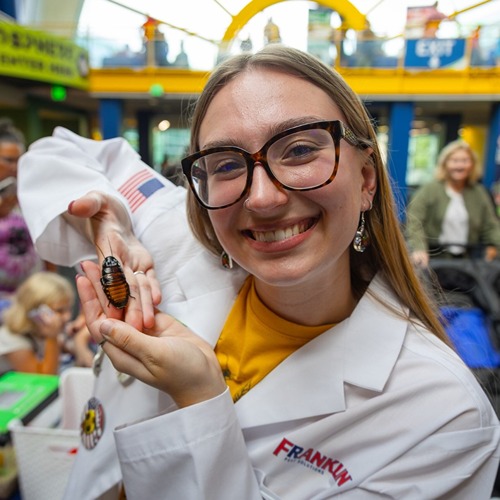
[134, 271, 146, 275]
[98, 338, 107, 347]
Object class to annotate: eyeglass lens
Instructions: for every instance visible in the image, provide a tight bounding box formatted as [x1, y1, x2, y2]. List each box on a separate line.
[189, 127, 338, 208]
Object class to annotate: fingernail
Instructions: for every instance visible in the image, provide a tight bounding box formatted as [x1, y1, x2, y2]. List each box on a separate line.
[100, 320, 114, 337]
[68, 200, 75, 212]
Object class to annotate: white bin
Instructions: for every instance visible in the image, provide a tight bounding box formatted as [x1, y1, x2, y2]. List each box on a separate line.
[8, 367, 94, 500]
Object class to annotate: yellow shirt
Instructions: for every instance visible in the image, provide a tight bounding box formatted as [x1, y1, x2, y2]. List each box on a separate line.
[215, 276, 334, 402]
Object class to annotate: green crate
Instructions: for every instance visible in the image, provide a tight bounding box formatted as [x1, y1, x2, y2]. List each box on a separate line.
[0, 372, 59, 442]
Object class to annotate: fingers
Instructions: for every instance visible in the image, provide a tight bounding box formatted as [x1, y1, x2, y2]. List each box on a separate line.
[69, 190, 162, 331]
[68, 192, 105, 218]
[148, 269, 162, 306]
[97, 319, 162, 387]
[76, 271, 105, 345]
[77, 261, 123, 344]
[97, 316, 225, 406]
[130, 271, 154, 328]
[78, 260, 158, 334]
[81, 261, 124, 319]
[411, 251, 429, 268]
[128, 269, 161, 329]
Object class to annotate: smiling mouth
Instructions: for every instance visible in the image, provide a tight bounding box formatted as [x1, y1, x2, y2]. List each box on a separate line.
[245, 218, 317, 243]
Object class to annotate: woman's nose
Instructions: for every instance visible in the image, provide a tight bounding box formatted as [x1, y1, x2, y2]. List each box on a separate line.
[244, 164, 288, 212]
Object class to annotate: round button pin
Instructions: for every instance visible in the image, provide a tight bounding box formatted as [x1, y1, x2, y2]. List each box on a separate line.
[80, 397, 105, 450]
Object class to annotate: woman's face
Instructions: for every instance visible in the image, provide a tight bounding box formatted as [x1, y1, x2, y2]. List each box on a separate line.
[31, 300, 73, 339]
[199, 68, 375, 291]
[444, 148, 474, 185]
[49, 300, 73, 322]
[0, 142, 21, 217]
[0, 142, 23, 180]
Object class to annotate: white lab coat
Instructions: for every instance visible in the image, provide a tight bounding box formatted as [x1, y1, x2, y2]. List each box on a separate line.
[18, 128, 500, 499]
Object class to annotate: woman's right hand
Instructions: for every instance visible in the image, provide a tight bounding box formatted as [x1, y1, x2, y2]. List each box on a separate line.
[67, 191, 162, 331]
[411, 250, 430, 268]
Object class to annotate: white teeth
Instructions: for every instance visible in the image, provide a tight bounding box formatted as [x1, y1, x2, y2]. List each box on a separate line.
[275, 229, 286, 241]
[252, 222, 308, 243]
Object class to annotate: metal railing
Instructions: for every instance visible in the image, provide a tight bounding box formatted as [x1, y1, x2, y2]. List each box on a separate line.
[77, 30, 500, 72]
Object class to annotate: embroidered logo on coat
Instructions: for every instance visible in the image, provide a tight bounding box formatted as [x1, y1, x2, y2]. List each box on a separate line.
[273, 437, 352, 486]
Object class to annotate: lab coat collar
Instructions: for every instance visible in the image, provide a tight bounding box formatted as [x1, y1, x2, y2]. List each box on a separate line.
[235, 275, 409, 428]
[170, 257, 409, 429]
[167, 250, 247, 345]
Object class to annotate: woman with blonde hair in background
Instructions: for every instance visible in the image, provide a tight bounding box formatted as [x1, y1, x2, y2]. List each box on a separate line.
[407, 139, 500, 268]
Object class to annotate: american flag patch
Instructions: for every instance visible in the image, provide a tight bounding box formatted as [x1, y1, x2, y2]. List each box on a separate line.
[118, 169, 164, 212]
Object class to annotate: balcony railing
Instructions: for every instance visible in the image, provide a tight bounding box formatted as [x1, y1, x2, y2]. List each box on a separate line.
[77, 30, 500, 73]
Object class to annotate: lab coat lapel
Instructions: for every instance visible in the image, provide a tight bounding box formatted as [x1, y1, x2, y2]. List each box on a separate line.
[343, 276, 409, 390]
[235, 276, 408, 429]
[235, 324, 347, 428]
[165, 251, 248, 346]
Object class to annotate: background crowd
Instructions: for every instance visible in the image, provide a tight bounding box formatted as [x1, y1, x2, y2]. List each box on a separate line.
[0, 118, 95, 375]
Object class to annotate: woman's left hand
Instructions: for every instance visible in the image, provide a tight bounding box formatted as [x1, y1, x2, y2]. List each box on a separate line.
[485, 245, 498, 262]
[77, 260, 227, 408]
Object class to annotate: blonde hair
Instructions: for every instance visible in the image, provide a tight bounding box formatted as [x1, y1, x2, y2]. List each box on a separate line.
[185, 45, 448, 342]
[3, 271, 74, 335]
[435, 140, 481, 184]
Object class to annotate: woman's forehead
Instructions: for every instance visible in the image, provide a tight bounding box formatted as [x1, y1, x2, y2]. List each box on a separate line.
[199, 69, 341, 148]
[0, 142, 23, 155]
[209, 67, 335, 112]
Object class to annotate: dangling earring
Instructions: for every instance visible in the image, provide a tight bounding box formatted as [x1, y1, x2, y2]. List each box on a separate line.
[221, 250, 234, 269]
[353, 212, 369, 253]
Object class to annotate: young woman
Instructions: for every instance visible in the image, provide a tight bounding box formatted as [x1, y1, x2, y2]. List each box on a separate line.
[18, 46, 499, 499]
[407, 139, 500, 267]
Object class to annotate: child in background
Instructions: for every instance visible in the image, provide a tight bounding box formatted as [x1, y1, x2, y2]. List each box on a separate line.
[0, 271, 75, 374]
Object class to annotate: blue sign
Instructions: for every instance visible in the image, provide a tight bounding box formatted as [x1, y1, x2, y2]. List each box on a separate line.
[404, 38, 466, 69]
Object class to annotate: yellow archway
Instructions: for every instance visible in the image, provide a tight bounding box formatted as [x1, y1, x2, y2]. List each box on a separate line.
[222, 0, 366, 43]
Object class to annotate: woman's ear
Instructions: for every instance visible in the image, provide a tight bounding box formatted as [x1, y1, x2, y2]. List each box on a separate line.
[361, 148, 377, 198]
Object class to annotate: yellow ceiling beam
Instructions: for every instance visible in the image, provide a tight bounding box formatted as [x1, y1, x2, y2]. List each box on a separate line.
[88, 68, 209, 96]
[448, 0, 492, 19]
[342, 68, 500, 96]
[89, 67, 500, 98]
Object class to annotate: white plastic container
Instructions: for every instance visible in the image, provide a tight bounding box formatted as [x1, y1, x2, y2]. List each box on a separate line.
[8, 367, 93, 500]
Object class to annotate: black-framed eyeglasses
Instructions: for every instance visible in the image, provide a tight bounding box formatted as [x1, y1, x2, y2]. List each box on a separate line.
[181, 120, 364, 210]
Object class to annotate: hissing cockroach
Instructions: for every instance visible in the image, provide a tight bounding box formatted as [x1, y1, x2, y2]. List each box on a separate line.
[100, 255, 131, 309]
[96, 242, 131, 309]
